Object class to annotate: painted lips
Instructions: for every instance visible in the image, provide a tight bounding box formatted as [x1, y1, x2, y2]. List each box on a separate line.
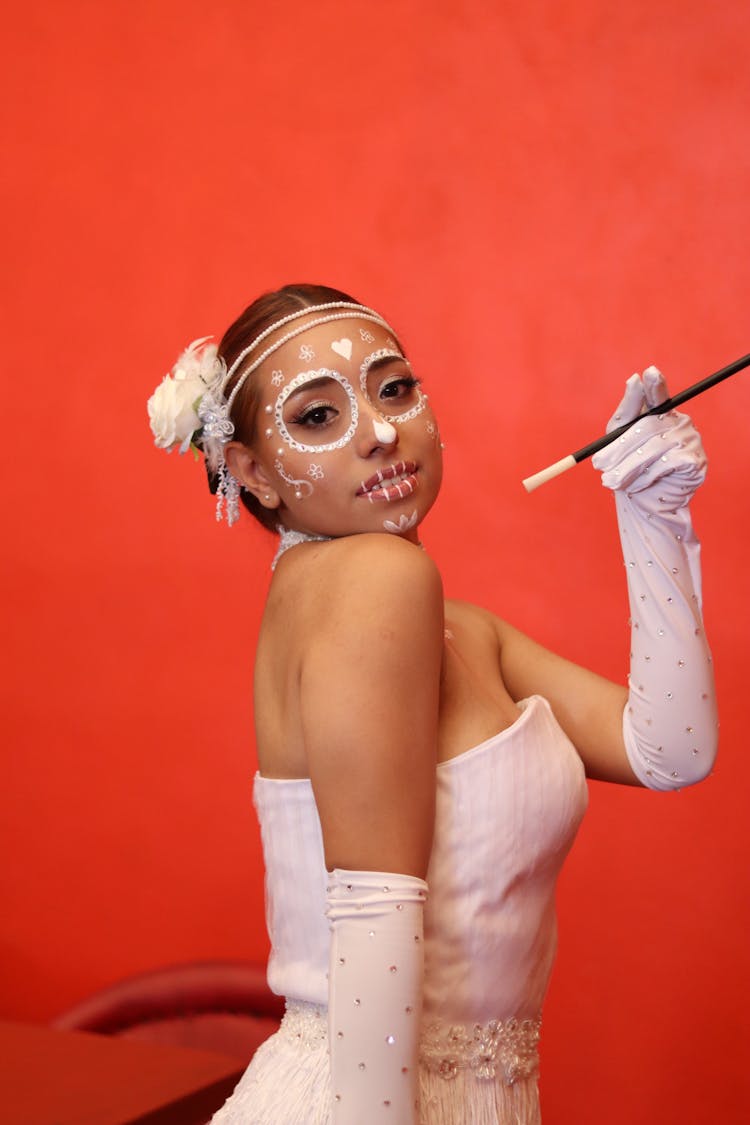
[357, 460, 418, 503]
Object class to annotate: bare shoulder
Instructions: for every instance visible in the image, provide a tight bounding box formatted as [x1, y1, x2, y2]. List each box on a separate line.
[289, 536, 444, 874]
[274, 533, 444, 632]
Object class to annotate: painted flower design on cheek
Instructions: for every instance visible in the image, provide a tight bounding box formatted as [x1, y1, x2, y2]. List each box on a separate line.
[271, 370, 285, 386]
[426, 417, 444, 447]
[274, 458, 313, 501]
[359, 328, 375, 343]
[299, 344, 315, 362]
[308, 464, 325, 480]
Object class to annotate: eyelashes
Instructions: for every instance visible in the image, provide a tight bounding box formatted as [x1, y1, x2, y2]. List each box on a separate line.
[290, 400, 339, 428]
[378, 374, 421, 402]
[288, 376, 423, 429]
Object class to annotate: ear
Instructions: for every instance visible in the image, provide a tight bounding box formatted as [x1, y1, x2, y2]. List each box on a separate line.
[224, 442, 281, 510]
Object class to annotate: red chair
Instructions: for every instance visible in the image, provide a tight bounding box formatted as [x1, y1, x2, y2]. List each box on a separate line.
[52, 960, 284, 1064]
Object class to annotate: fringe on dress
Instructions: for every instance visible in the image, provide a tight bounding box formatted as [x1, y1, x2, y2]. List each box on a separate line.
[210, 1003, 541, 1125]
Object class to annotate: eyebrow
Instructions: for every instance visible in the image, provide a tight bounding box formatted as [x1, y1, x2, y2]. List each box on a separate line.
[284, 353, 411, 402]
[285, 375, 341, 400]
[362, 352, 410, 377]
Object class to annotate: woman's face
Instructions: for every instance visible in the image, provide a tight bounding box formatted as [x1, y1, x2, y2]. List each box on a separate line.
[249, 315, 443, 541]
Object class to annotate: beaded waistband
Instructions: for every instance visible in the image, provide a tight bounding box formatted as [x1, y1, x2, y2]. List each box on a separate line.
[277, 1000, 541, 1087]
[420, 1016, 540, 1085]
[277, 1000, 328, 1049]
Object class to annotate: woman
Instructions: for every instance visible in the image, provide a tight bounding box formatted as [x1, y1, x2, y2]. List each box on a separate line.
[148, 284, 717, 1124]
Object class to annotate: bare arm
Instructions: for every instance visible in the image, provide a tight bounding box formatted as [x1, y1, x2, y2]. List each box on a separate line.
[294, 535, 443, 1123]
[492, 369, 718, 790]
[299, 534, 444, 875]
[493, 616, 635, 784]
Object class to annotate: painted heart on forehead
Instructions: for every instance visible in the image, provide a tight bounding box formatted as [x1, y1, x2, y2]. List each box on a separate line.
[330, 338, 353, 360]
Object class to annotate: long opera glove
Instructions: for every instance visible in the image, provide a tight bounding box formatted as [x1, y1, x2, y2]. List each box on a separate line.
[592, 367, 718, 790]
[326, 869, 427, 1123]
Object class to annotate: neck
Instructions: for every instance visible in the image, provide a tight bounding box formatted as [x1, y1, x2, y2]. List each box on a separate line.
[271, 525, 426, 570]
[271, 526, 331, 569]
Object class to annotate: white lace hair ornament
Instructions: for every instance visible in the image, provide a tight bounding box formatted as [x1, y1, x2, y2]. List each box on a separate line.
[147, 302, 400, 525]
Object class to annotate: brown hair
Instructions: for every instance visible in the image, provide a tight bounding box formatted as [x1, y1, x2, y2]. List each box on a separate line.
[213, 283, 362, 531]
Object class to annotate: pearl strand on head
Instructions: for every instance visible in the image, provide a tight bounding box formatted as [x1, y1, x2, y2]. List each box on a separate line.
[224, 305, 398, 414]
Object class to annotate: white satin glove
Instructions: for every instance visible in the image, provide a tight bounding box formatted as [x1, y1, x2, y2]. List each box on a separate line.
[592, 367, 718, 790]
[326, 869, 427, 1124]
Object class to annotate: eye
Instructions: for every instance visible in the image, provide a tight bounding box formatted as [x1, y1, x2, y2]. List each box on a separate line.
[292, 401, 339, 428]
[379, 375, 421, 402]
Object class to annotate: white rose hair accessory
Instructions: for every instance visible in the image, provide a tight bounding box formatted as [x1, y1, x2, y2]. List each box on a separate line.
[147, 302, 400, 526]
[147, 337, 225, 454]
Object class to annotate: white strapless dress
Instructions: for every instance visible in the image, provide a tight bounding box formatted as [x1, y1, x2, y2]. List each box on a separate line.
[211, 696, 588, 1124]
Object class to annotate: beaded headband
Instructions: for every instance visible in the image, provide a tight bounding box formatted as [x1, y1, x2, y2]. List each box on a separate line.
[147, 301, 399, 526]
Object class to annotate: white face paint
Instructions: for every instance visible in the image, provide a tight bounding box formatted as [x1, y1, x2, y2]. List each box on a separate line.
[373, 417, 398, 444]
[274, 368, 360, 454]
[383, 510, 419, 534]
[359, 350, 427, 424]
[274, 458, 314, 500]
[258, 323, 434, 522]
[270, 344, 421, 456]
[330, 338, 353, 360]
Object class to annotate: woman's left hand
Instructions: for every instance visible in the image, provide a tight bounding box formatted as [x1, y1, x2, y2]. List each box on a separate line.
[495, 363, 717, 790]
[592, 367, 707, 509]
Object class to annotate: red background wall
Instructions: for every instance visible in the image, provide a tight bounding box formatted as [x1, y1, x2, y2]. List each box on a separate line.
[2, 2, 749, 1121]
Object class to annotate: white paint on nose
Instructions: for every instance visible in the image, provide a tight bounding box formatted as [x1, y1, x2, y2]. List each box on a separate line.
[373, 418, 397, 444]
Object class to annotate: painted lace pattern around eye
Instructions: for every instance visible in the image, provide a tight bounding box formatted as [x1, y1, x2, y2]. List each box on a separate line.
[359, 348, 427, 424]
[420, 1016, 541, 1085]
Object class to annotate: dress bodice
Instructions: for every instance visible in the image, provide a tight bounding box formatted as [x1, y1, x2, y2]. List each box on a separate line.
[252, 695, 588, 1024]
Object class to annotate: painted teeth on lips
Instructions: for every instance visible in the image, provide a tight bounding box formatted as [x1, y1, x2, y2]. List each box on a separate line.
[356, 461, 418, 503]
